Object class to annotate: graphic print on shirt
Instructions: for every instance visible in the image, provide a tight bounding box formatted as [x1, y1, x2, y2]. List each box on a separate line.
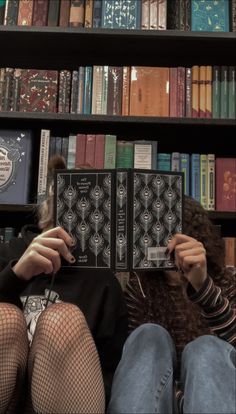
[21, 289, 62, 344]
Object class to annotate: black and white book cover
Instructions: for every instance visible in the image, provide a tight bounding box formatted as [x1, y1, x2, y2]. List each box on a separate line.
[54, 169, 183, 271]
[54, 169, 116, 269]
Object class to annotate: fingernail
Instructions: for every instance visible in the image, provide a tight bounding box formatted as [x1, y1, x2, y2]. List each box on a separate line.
[70, 239, 76, 247]
[68, 255, 76, 263]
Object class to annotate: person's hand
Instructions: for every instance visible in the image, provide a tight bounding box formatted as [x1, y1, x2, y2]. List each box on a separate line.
[167, 233, 207, 291]
[13, 227, 75, 281]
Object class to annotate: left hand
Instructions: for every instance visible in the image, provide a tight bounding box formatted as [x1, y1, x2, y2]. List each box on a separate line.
[167, 233, 207, 291]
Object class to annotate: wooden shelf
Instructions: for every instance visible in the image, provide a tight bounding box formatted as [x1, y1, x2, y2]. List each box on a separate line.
[0, 26, 235, 68]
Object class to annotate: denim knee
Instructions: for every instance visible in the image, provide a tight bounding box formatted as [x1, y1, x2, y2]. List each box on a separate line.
[182, 334, 232, 370]
[123, 323, 175, 357]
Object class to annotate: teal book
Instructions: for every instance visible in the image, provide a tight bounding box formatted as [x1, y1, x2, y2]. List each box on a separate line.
[191, 0, 229, 32]
[0, 130, 33, 204]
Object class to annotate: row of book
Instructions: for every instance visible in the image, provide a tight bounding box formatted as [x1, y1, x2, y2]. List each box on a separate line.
[0, 129, 235, 213]
[1, 65, 235, 119]
[1, 0, 235, 32]
[36, 130, 236, 212]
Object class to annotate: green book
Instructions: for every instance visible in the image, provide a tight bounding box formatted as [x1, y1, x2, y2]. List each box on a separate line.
[104, 135, 117, 168]
[228, 66, 236, 119]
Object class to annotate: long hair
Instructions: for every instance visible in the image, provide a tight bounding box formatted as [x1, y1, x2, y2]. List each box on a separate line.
[138, 196, 236, 356]
[37, 155, 67, 231]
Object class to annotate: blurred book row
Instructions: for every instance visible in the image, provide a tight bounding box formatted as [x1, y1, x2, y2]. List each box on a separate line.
[1, 0, 235, 32]
[0, 129, 235, 213]
[0, 65, 235, 119]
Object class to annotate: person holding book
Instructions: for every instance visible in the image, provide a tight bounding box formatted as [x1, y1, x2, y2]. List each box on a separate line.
[0, 156, 128, 413]
[108, 196, 236, 414]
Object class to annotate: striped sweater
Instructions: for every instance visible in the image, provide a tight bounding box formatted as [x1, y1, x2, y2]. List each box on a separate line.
[125, 270, 236, 413]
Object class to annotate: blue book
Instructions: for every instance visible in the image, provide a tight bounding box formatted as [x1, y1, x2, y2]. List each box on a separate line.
[0, 130, 33, 204]
[191, 153, 200, 202]
[180, 153, 190, 195]
[191, 0, 229, 32]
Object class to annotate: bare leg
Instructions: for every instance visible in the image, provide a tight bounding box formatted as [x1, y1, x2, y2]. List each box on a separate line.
[0, 303, 28, 413]
[27, 303, 105, 413]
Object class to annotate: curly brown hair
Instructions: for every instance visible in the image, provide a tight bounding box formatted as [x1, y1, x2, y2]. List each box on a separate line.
[138, 196, 236, 366]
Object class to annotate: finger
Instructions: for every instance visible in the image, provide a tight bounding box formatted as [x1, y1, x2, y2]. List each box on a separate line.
[178, 246, 206, 261]
[167, 233, 195, 253]
[33, 238, 75, 263]
[29, 244, 62, 273]
[42, 226, 74, 247]
[29, 251, 54, 275]
[175, 241, 203, 254]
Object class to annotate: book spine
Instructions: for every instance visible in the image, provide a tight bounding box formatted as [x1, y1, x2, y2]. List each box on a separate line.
[200, 154, 208, 210]
[58, 70, 72, 113]
[32, 0, 49, 26]
[104, 135, 117, 168]
[107, 66, 123, 116]
[47, 0, 60, 26]
[207, 154, 215, 211]
[85, 134, 96, 167]
[17, 0, 33, 25]
[83, 66, 93, 115]
[191, 153, 200, 203]
[212, 66, 221, 119]
[4, 0, 19, 25]
[228, 66, 236, 119]
[75, 133, 86, 167]
[69, 0, 85, 27]
[185, 67, 192, 117]
[150, 0, 158, 30]
[180, 153, 190, 195]
[37, 129, 50, 204]
[169, 67, 178, 117]
[70, 70, 79, 114]
[158, 0, 167, 30]
[141, 0, 150, 29]
[171, 152, 180, 172]
[94, 134, 105, 168]
[205, 65, 212, 119]
[59, 0, 71, 26]
[92, 0, 102, 27]
[191, 65, 199, 118]
[122, 66, 130, 116]
[77, 66, 85, 114]
[84, 0, 93, 27]
[67, 135, 77, 169]
[220, 66, 229, 118]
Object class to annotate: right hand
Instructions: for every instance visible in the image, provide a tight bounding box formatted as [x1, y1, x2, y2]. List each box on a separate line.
[13, 227, 75, 281]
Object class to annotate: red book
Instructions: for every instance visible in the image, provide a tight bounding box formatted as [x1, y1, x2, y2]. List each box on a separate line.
[32, 0, 49, 26]
[85, 134, 96, 167]
[19, 70, 58, 113]
[75, 134, 86, 168]
[17, 0, 33, 25]
[216, 158, 236, 211]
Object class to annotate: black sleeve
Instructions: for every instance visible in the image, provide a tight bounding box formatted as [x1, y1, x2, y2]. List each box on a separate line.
[94, 276, 128, 407]
[0, 261, 28, 307]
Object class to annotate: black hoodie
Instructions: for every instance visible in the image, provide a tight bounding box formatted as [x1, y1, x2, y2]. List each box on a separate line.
[0, 224, 128, 403]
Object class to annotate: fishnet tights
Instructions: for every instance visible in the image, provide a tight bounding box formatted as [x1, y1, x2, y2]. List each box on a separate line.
[0, 303, 28, 413]
[27, 303, 105, 414]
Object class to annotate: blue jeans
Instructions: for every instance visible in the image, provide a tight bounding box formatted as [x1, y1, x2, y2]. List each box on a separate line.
[107, 323, 236, 414]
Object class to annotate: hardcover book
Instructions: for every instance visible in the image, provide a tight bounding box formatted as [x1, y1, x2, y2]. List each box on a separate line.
[54, 169, 183, 271]
[191, 0, 229, 32]
[0, 130, 33, 204]
[216, 158, 236, 211]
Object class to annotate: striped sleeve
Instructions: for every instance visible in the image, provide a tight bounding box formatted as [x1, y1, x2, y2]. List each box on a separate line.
[187, 275, 236, 346]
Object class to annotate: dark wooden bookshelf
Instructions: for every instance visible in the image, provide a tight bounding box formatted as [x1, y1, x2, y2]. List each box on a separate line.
[0, 26, 235, 69]
[0, 26, 235, 235]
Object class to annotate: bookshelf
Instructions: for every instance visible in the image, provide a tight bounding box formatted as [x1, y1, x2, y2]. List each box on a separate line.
[0, 26, 236, 235]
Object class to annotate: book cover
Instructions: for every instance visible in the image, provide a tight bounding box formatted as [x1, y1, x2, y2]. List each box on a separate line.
[0, 130, 33, 204]
[54, 169, 116, 269]
[19, 70, 58, 113]
[191, 0, 229, 31]
[216, 158, 236, 211]
[32, 0, 49, 26]
[17, 0, 33, 25]
[54, 169, 183, 271]
[3, 0, 19, 25]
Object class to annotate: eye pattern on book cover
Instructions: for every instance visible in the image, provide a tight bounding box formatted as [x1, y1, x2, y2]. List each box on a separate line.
[55, 172, 112, 268]
[132, 172, 182, 269]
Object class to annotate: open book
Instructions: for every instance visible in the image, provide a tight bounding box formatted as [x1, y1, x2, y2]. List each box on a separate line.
[54, 169, 183, 271]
